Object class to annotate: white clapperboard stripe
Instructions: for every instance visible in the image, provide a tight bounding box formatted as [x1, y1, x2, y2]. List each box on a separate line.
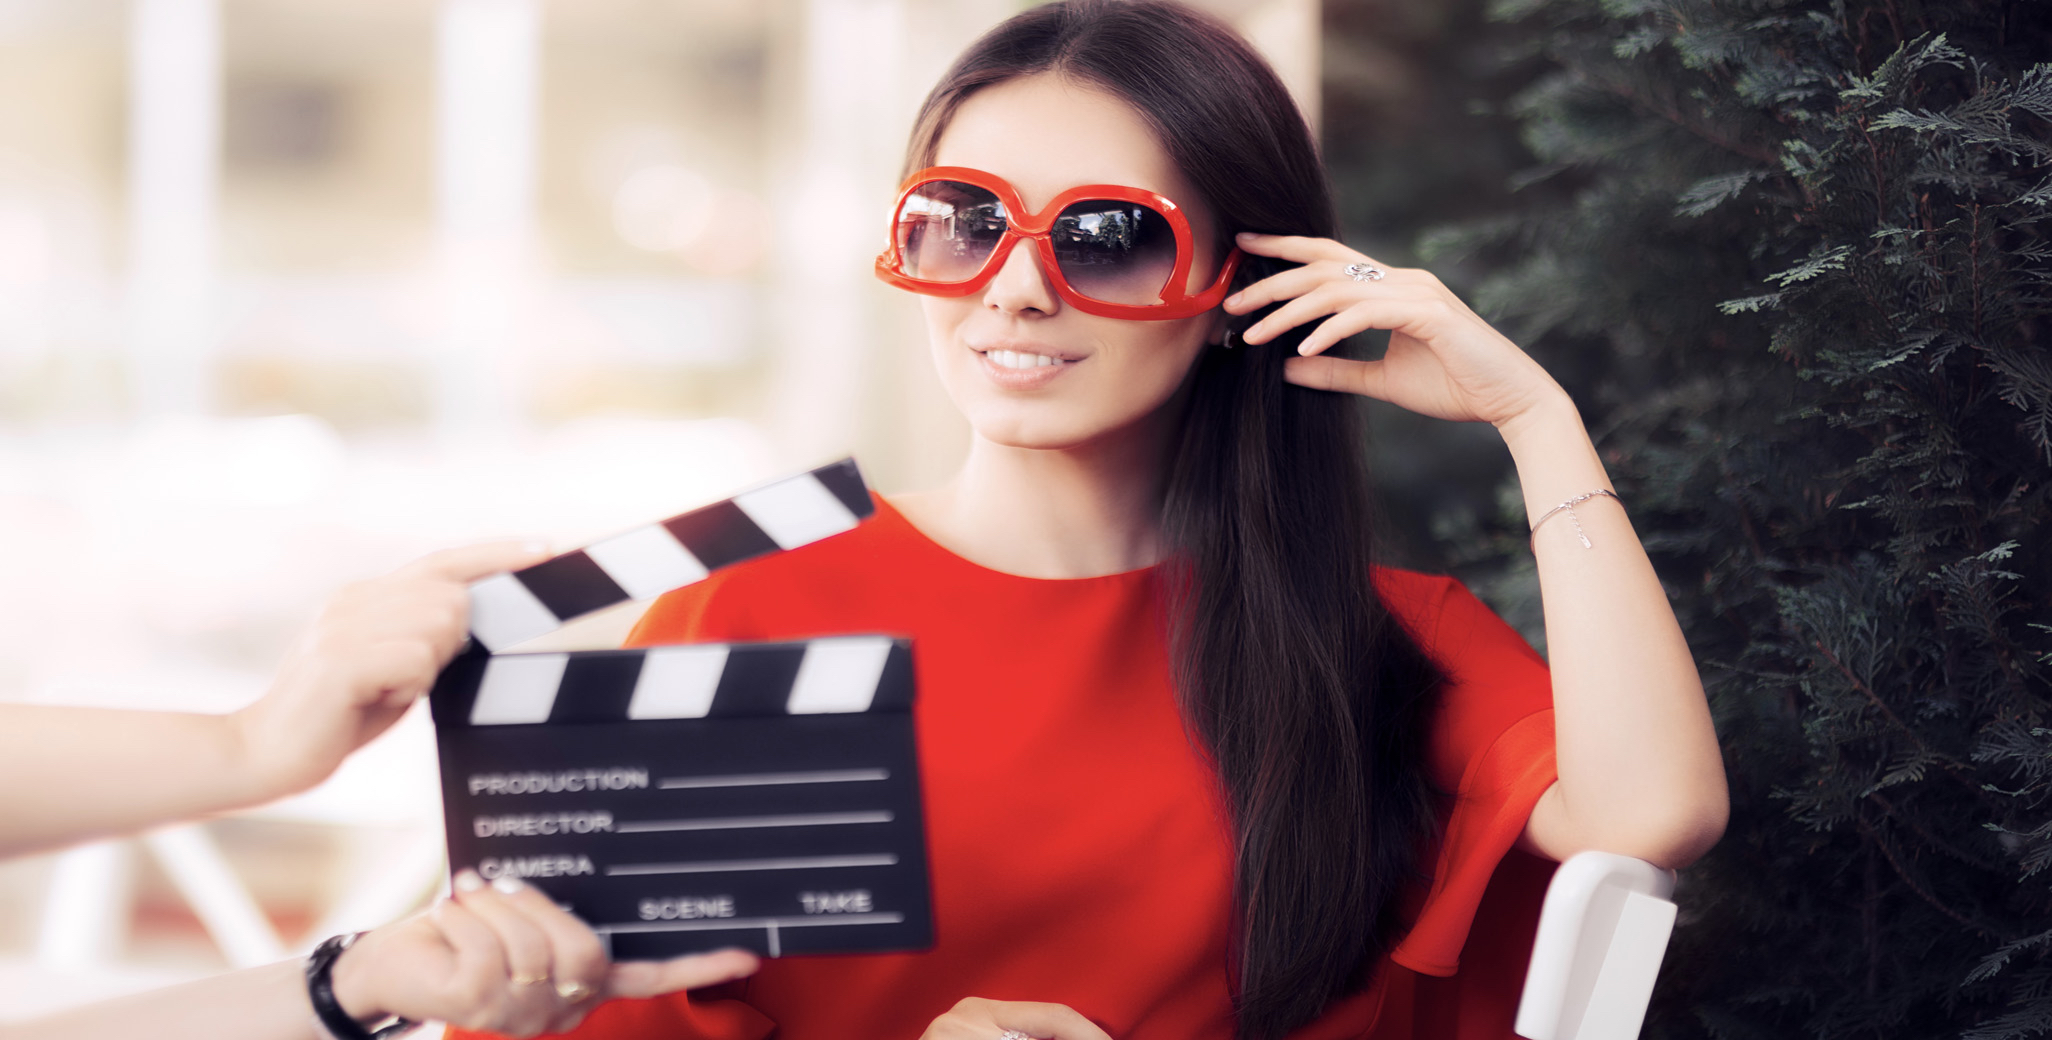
[431, 635, 927, 959]
[463, 635, 901, 727]
[466, 458, 874, 652]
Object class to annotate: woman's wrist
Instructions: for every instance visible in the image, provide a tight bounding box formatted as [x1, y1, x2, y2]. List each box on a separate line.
[1492, 388, 1584, 453]
[1495, 394, 1618, 522]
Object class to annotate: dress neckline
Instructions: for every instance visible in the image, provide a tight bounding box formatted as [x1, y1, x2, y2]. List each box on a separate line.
[871, 494, 1163, 587]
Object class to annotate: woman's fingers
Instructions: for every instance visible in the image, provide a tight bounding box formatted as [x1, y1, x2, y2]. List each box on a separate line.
[1240, 283, 1352, 346]
[989, 1000, 1115, 1040]
[606, 948, 761, 1000]
[921, 997, 1113, 1040]
[1222, 261, 1338, 315]
[1234, 231, 1356, 265]
[1284, 354, 1393, 401]
[1288, 296, 1457, 357]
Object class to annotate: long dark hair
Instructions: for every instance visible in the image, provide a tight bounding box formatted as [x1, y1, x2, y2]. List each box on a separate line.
[904, 3, 1445, 1037]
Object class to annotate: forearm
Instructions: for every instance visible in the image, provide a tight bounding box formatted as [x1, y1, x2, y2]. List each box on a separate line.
[0, 959, 321, 1040]
[0, 705, 282, 858]
[1501, 396, 1728, 868]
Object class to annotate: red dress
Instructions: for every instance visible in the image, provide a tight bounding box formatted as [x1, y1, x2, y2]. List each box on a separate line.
[458, 497, 1558, 1040]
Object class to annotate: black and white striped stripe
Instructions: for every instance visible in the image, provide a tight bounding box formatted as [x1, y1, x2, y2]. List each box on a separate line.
[434, 636, 914, 729]
[466, 458, 873, 652]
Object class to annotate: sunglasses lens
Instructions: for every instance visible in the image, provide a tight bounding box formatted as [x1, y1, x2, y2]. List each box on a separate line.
[895, 180, 1007, 283]
[1051, 200, 1177, 306]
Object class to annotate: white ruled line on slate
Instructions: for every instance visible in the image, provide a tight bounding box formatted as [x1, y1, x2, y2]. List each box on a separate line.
[614, 810, 894, 834]
[606, 854, 900, 877]
[657, 768, 890, 790]
[596, 912, 906, 936]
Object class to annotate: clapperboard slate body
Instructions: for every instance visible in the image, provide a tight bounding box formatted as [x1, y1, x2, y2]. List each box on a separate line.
[427, 459, 934, 959]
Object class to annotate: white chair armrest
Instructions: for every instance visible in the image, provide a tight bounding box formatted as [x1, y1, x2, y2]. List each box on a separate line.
[1515, 851, 1679, 1040]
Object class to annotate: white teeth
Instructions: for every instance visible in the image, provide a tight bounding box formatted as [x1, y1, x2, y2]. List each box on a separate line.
[985, 350, 1064, 370]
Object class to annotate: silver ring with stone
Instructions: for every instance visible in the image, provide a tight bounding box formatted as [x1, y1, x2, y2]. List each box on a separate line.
[1343, 261, 1386, 282]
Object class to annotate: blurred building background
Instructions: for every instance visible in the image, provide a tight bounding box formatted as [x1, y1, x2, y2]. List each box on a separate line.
[0, 0, 1334, 1024]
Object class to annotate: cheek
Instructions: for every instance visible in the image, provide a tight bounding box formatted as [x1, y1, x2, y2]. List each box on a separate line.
[919, 299, 975, 368]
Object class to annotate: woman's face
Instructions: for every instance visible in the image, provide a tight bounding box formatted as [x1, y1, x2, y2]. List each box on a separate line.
[919, 74, 1225, 451]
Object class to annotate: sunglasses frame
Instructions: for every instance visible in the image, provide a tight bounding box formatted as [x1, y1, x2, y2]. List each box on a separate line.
[873, 165, 1243, 321]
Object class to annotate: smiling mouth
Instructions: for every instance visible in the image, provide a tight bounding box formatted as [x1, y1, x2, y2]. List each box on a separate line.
[978, 348, 1075, 370]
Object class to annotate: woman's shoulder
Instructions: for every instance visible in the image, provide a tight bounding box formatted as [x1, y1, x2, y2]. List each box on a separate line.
[1372, 566, 1545, 672]
[1371, 565, 1553, 787]
[626, 492, 924, 647]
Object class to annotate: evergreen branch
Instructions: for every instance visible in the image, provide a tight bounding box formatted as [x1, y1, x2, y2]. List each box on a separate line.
[1853, 812, 2005, 940]
[1964, 926, 2052, 987]
[1865, 788, 2008, 872]
[1809, 636, 1998, 805]
[1570, 66, 1787, 166]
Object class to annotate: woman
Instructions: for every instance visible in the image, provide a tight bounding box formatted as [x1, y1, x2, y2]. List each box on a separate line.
[1, 544, 757, 1040]
[480, 2, 1726, 1037]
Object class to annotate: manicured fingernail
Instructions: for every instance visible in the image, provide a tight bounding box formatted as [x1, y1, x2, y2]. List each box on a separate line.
[492, 875, 526, 895]
[1225, 292, 1242, 307]
[455, 869, 484, 892]
[521, 538, 550, 555]
[1299, 342, 1315, 356]
[1236, 231, 1255, 241]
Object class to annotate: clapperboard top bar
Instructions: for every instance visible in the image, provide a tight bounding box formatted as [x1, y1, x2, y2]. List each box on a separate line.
[467, 459, 873, 652]
[433, 637, 916, 729]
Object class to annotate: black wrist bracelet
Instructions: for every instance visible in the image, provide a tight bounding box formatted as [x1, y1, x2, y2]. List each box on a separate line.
[306, 933, 420, 1040]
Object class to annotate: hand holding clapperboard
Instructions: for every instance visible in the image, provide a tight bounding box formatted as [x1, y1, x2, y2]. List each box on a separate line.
[428, 459, 934, 959]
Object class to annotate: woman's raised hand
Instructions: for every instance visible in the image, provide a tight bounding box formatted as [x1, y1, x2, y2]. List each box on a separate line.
[330, 871, 760, 1038]
[1224, 232, 1570, 431]
[919, 997, 1114, 1040]
[228, 541, 551, 799]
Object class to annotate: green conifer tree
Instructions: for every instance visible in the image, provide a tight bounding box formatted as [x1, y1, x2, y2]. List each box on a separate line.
[1420, 0, 2052, 1034]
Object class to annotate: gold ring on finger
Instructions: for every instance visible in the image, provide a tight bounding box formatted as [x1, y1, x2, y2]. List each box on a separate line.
[511, 972, 551, 987]
[555, 980, 597, 1003]
[1343, 261, 1385, 282]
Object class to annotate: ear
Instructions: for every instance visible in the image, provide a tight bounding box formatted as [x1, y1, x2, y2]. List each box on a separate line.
[1207, 307, 1233, 348]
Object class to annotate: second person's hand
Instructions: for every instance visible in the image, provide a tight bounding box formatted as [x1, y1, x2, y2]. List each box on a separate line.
[228, 540, 552, 800]
[330, 870, 760, 1038]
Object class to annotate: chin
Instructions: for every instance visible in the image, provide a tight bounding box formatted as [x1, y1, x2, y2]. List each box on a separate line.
[961, 404, 1113, 452]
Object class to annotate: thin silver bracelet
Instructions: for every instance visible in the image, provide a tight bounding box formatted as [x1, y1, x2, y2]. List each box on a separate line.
[1529, 489, 1621, 549]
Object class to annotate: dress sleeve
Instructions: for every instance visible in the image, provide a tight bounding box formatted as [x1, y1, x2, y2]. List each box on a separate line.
[1378, 572, 1558, 978]
[623, 572, 739, 647]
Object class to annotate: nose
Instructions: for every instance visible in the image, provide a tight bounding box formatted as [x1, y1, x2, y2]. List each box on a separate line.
[981, 238, 1061, 317]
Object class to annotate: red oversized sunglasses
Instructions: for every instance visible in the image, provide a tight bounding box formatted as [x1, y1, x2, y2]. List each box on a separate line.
[873, 166, 1243, 321]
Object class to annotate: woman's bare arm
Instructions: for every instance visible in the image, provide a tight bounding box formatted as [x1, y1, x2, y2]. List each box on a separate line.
[1230, 231, 1729, 870]
[1500, 398, 1729, 868]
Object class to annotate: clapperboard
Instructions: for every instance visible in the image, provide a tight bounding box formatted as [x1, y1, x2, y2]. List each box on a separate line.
[428, 459, 934, 959]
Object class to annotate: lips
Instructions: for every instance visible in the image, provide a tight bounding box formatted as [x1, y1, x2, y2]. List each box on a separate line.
[968, 342, 1082, 389]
